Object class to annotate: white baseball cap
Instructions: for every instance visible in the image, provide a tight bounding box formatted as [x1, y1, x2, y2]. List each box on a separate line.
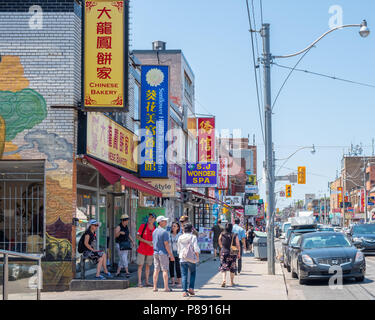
[156, 216, 168, 223]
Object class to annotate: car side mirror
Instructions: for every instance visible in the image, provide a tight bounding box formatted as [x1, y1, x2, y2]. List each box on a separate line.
[291, 245, 300, 249]
[353, 240, 361, 246]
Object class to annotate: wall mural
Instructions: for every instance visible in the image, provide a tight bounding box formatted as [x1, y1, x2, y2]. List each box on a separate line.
[0, 56, 75, 290]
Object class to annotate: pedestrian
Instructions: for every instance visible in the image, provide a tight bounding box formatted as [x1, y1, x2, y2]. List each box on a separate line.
[78, 219, 113, 280]
[169, 222, 182, 287]
[179, 216, 199, 237]
[246, 225, 255, 253]
[178, 223, 200, 297]
[114, 214, 135, 278]
[218, 223, 240, 287]
[232, 218, 246, 274]
[210, 219, 224, 261]
[136, 213, 156, 287]
[152, 216, 175, 292]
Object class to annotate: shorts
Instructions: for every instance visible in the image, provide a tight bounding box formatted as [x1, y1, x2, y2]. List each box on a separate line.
[83, 250, 104, 264]
[137, 253, 153, 266]
[153, 253, 170, 272]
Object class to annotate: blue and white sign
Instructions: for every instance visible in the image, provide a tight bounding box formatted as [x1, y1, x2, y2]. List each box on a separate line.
[140, 65, 169, 178]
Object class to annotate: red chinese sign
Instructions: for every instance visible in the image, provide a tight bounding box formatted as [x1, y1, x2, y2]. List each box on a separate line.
[218, 157, 228, 189]
[198, 117, 215, 162]
[361, 189, 365, 213]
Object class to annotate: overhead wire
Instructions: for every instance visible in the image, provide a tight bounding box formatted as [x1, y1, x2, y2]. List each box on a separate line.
[245, 0, 265, 144]
[273, 63, 375, 89]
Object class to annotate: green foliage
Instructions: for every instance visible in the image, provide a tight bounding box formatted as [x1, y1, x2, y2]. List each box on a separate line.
[0, 88, 47, 141]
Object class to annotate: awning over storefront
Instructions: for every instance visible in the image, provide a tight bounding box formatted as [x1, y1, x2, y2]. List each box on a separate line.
[84, 156, 162, 197]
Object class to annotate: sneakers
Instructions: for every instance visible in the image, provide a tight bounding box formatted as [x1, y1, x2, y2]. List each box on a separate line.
[104, 272, 113, 278]
[95, 275, 106, 280]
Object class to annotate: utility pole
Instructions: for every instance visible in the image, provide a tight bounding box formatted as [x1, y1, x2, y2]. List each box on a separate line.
[261, 23, 275, 275]
[364, 157, 368, 223]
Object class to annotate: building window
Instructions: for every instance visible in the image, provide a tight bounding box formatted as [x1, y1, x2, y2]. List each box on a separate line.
[0, 161, 45, 253]
[184, 72, 193, 102]
[134, 81, 140, 136]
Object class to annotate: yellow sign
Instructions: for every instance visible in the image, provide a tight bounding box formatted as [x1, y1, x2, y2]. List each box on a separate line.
[286, 185, 292, 198]
[142, 179, 176, 198]
[248, 194, 260, 200]
[298, 166, 306, 184]
[247, 175, 257, 185]
[84, 0, 126, 109]
[87, 112, 138, 172]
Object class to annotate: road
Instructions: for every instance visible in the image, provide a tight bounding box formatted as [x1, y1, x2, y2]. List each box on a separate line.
[276, 240, 375, 300]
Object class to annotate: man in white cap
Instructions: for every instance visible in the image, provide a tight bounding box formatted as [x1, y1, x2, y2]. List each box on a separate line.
[152, 216, 174, 292]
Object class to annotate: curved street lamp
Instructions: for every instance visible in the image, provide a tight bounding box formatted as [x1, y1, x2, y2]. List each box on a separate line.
[260, 20, 370, 275]
[275, 145, 315, 176]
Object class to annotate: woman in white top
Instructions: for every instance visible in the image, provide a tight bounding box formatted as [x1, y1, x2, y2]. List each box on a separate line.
[177, 223, 200, 297]
[169, 222, 182, 287]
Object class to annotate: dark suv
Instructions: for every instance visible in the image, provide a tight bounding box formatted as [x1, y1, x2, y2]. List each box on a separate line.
[348, 224, 375, 254]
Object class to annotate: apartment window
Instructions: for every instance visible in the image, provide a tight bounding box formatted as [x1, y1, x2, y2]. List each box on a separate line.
[184, 72, 193, 102]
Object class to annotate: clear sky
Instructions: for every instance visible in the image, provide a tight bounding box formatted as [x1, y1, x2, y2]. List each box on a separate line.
[131, 0, 375, 209]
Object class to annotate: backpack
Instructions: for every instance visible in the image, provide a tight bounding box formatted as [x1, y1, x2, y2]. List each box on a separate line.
[78, 232, 87, 254]
[181, 235, 197, 263]
[138, 222, 156, 246]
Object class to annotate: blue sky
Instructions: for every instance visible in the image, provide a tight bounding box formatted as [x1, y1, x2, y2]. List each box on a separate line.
[131, 0, 375, 209]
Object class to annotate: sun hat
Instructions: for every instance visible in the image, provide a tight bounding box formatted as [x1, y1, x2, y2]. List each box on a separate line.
[120, 214, 129, 220]
[89, 219, 101, 227]
[156, 216, 169, 224]
[179, 216, 189, 223]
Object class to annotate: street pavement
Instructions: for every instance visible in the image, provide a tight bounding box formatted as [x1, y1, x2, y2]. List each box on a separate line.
[36, 252, 287, 300]
[276, 240, 375, 300]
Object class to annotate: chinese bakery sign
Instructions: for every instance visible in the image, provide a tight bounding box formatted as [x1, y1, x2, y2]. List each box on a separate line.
[140, 66, 169, 178]
[83, 1, 128, 110]
[186, 163, 217, 188]
[198, 117, 215, 162]
[86, 112, 138, 172]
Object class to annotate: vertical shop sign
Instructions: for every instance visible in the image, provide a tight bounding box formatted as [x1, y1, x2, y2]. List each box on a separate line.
[198, 117, 215, 162]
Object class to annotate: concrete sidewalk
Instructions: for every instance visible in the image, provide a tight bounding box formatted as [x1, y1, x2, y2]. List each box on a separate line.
[39, 252, 287, 300]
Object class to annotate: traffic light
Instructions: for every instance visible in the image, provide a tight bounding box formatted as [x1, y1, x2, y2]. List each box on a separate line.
[297, 166, 306, 184]
[286, 184, 292, 198]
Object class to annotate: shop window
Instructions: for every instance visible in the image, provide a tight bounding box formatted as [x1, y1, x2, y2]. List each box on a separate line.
[0, 161, 45, 253]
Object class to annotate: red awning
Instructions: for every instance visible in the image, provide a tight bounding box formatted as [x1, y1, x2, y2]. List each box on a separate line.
[84, 156, 162, 197]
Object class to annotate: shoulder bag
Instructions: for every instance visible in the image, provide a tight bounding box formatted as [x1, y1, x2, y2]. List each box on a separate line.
[230, 233, 239, 255]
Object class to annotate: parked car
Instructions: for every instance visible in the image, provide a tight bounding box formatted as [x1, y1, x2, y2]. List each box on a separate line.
[348, 223, 375, 254]
[333, 227, 343, 233]
[280, 222, 291, 239]
[282, 226, 317, 272]
[289, 232, 366, 285]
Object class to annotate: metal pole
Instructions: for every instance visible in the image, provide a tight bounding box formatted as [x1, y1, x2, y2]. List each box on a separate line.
[364, 157, 368, 223]
[261, 23, 275, 275]
[3, 253, 8, 300]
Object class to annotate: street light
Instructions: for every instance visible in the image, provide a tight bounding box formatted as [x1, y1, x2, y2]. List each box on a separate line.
[359, 20, 370, 38]
[259, 20, 370, 275]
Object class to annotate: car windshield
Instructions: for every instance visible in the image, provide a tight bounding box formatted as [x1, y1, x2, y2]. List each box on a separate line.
[302, 234, 351, 249]
[353, 224, 375, 235]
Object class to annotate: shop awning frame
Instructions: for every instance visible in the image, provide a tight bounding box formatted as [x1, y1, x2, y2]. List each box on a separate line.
[84, 156, 162, 198]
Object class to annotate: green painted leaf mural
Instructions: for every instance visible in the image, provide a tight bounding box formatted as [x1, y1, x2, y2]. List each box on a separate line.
[0, 88, 47, 141]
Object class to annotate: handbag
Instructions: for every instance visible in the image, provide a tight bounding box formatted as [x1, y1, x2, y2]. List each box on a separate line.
[119, 240, 132, 251]
[230, 234, 239, 255]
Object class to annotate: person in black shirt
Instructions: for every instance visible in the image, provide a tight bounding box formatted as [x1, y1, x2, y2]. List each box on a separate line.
[115, 214, 135, 278]
[210, 219, 224, 261]
[81, 219, 113, 280]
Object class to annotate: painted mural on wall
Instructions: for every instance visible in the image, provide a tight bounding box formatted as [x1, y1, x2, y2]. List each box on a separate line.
[0, 56, 75, 289]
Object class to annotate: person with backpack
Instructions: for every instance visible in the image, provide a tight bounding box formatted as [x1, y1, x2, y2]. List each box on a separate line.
[179, 216, 199, 237]
[136, 213, 156, 287]
[177, 223, 200, 297]
[78, 219, 113, 280]
[218, 223, 240, 287]
[114, 214, 135, 278]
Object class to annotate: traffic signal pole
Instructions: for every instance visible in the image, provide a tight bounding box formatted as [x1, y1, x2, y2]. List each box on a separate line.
[261, 23, 275, 275]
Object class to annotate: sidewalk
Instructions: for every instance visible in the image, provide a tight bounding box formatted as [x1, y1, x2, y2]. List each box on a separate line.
[39, 252, 287, 300]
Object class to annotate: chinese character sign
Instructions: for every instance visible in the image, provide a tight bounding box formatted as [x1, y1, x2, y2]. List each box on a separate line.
[140, 66, 169, 178]
[84, 1, 127, 110]
[86, 112, 138, 172]
[198, 117, 215, 162]
[337, 187, 343, 207]
[218, 158, 228, 189]
[186, 163, 217, 188]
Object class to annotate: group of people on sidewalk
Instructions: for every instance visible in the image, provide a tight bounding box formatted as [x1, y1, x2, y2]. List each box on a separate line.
[78, 213, 254, 296]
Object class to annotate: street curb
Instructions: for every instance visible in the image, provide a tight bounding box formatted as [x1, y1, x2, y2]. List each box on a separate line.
[279, 261, 289, 298]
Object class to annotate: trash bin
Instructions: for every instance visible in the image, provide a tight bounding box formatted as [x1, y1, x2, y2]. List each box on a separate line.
[253, 231, 267, 259]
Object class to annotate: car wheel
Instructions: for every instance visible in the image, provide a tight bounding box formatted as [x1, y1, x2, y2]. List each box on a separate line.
[287, 265, 291, 273]
[355, 276, 365, 282]
[298, 266, 306, 285]
[291, 266, 298, 278]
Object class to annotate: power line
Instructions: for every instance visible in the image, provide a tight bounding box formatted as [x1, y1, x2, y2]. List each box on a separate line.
[273, 63, 375, 89]
[271, 47, 314, 112]
[246, 0, 265, 144]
